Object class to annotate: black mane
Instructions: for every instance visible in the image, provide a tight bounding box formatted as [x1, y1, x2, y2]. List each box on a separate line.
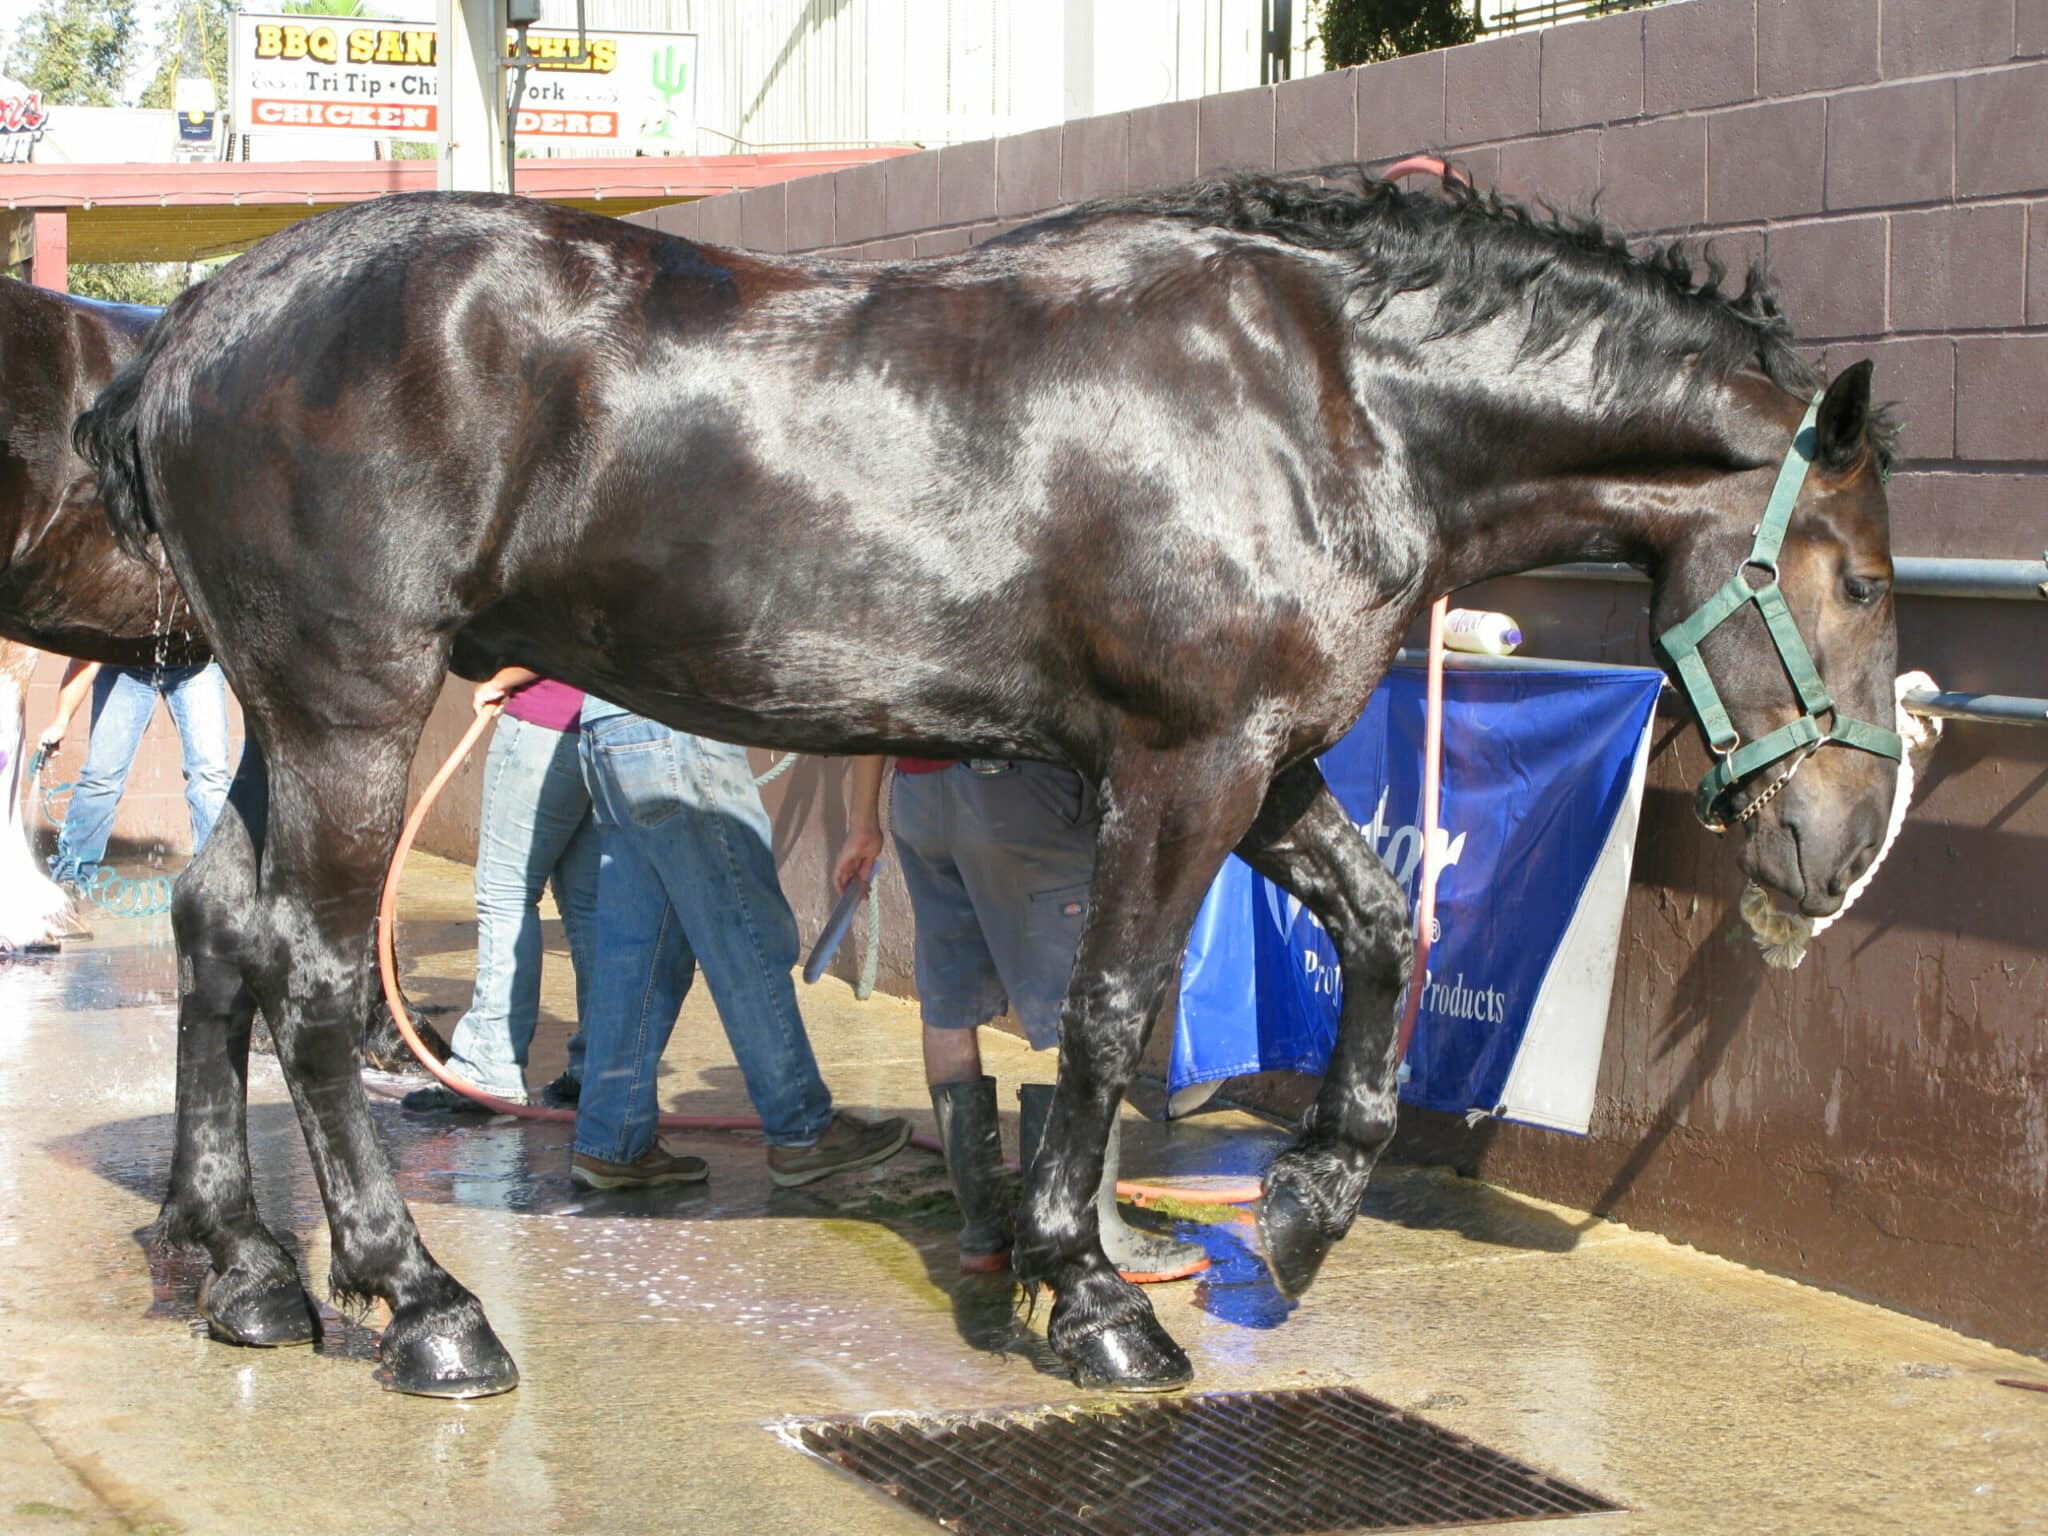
[1047, 166, 1898, 471]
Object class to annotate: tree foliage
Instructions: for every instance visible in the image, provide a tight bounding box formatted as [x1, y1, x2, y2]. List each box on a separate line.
[6, 0, 140, 106]
[65, 263, 190, 307]
[138, 0, 233, 112]
[1318, 0, 1477, 67]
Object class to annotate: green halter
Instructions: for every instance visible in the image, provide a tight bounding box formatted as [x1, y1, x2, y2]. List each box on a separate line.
[1657, 391, 1903, 832]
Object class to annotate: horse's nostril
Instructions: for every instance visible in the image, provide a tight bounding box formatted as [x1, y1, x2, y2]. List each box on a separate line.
[1828, 835, 1882, 899]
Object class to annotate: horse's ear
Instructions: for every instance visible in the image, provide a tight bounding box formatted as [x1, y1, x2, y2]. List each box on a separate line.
[1814, 359, 1873, 472]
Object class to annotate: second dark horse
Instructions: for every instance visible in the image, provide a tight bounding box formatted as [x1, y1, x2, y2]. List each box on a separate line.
[79, 172, 1903, 1396]
[0, 278, 444, 1069]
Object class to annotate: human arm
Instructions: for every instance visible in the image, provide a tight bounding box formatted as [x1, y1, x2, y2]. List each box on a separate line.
[831, 755, 888, 892]
[472, 666, 542, 716]
[37, 660, 101, 750]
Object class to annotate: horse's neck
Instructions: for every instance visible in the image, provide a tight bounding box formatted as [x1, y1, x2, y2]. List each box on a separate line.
[1414, 385, 1747, 593]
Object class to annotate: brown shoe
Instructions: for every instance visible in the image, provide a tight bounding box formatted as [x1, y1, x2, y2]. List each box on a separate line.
[570, 1141, 709, 1190]
[766, 1112, 912, 1188]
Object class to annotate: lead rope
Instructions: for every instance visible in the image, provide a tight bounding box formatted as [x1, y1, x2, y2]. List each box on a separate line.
[1739, 671, 1942, 968]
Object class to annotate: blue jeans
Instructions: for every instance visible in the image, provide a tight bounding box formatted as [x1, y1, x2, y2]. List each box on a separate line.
[573, 706, 832, 1162]
[443, 715, 599, 1100]
[50, 664, 232, 885]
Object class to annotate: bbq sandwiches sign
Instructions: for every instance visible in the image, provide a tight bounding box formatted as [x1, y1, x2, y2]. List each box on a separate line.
[229, 12, 698, 148]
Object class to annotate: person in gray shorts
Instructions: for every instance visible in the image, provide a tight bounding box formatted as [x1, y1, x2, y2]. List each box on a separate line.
[835, 755, 1206, 1281]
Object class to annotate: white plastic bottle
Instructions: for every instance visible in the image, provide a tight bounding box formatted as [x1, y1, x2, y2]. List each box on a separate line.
[1442, 608, 1523, 656]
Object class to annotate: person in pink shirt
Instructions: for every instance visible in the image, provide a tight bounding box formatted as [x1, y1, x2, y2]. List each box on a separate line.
[404, 667, 594, 1112]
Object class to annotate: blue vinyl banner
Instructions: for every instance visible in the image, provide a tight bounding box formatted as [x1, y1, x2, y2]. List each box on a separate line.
[1172, 661, 1664, 1132]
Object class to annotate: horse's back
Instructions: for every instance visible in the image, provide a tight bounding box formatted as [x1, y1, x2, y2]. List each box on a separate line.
[130, 191, 1395, 760]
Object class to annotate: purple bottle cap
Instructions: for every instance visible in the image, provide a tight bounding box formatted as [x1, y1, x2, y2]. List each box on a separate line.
[1502, 628, 1523, 648]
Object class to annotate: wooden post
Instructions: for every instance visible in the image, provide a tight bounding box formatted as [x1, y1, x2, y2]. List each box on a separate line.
[2, 210, 33, 281]
[28, 210, 67, 291]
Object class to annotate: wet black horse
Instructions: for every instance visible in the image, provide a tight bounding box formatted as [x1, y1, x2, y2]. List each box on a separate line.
[0, 281, 194, 666]
[79, 170, 1901, 1397]
[0, 278, 441, 1064]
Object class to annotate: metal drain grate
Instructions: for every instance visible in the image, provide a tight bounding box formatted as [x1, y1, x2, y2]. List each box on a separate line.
[784, 1385, 1621, 1535]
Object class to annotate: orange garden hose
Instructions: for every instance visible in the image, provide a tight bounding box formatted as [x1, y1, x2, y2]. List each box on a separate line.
[373, 703, 1262, 1203]
[1379, 153, 1459, 1064]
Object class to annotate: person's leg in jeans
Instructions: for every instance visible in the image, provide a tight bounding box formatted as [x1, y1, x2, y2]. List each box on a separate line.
[418, 716, 592, 1104]
[545, 805, 601, 1094]
[632, 731, 833, 1147]
[570, 819, 697, 1165]
[569, 712, 708, 1185]
[159, 663, 234, 853]
[571, 711, 905, 1187]
[49, 667, 157, 886]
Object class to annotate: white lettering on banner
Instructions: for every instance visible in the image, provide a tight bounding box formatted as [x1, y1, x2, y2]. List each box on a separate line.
[1264, 786, 1466, 941]
[1263, 787, 1508, 1022]
[513, 108, 617, 137]
[1421, 970, 1509, 1025]
[232, 11, 695, 148]
[252, 98, 436, 131]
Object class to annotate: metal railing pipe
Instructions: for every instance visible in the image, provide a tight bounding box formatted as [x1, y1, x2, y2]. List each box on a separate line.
[1523, 558, 2048, 601]
[1392, 655, 2048, 729]
[1899, 690, 2048, 728]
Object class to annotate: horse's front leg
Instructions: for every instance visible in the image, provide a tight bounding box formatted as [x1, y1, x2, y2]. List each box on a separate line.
[1236, 760, 1413, 1297]
[247, 714, 518, 1398]
[159, 740, 321, 1346]
[1012, 746, 1270, 1391]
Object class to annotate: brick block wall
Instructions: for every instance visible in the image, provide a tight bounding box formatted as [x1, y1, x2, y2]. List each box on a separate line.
[636, 0, 2048, 565]
[627, 0, 2048, 1355]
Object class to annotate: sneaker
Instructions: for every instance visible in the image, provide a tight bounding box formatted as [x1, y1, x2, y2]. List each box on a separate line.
[49, 885, 94, 942]
[538, 1072, 581, 1109]
[766, 1111, 913, 1188]
[570, 1141, 709, 1190]
[401, 1082, 525, 1114]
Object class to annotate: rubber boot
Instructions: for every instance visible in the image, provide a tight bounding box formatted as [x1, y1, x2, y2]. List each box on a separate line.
[1017, 1083, 1209, 1284]
[929, 1076, 1012, 1273]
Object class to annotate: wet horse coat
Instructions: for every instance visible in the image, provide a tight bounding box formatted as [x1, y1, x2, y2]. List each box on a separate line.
[0, 281, 192, 666]
[0, 279, 440, 1060]
[79, 173, 1902, 1394]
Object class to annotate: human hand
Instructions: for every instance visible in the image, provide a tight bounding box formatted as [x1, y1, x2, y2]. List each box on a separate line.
[832, 825, 883, 893]
[36, 717, 70, 751]
[472, 679, 515, 716]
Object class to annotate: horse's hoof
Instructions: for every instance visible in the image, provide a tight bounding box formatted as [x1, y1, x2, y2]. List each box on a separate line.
[1063, 1314, 1194, 1393]
[1256, 1175, 1335, 1300]
[198, 1269, 319, 1348]
[375, 1303, 519, 1399]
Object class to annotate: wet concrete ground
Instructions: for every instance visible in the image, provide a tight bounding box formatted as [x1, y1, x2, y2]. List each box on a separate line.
[2, 852, 2044, 1535]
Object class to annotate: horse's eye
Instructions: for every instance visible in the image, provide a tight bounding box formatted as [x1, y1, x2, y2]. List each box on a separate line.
[1843, 574, 1888, 606]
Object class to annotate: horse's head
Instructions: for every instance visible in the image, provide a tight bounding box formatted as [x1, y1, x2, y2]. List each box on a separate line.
[1649, 361, 1900, 918]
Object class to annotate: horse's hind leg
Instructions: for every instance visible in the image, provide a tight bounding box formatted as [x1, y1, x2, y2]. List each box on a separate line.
[1236, 760, 1413, 1298]
[244, 689, 517, 1398]
[159, 738, 320, 1346]
[1012, 746, 1269, 1391]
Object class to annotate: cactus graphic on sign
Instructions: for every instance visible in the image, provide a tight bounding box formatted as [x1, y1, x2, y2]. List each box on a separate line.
[644, 43, 688, 139]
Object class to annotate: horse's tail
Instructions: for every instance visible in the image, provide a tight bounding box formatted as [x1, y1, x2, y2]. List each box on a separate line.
[73, 283, 205, 561]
